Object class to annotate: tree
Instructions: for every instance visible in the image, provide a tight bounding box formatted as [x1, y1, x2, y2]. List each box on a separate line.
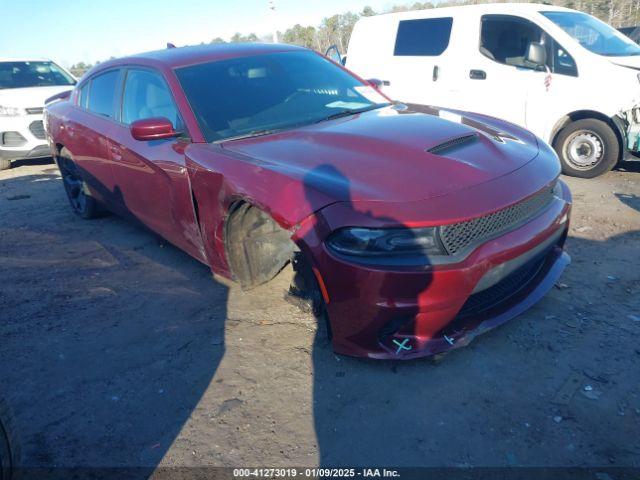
[229, 32, 259, 43]
[282, 24, 318, 49]
[361, 6, 376, 16]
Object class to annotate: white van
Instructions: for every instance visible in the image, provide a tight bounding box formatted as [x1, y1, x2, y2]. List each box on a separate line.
[343, 3, 640, 178]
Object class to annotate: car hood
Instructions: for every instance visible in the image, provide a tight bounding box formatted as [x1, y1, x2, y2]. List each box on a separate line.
[0, 85, 74, 109]
[221, 104, 540, 204]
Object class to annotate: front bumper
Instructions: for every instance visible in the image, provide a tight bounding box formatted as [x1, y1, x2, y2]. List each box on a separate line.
[303, 181, 572, 360]
[0, 114, 50, 161]
[0, 144, 50, 161]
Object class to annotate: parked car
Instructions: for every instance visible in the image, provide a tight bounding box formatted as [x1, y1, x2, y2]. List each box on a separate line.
[0, 59, 76, 170]
[344, 3, 640, 178]
[44, 43, 571, 359]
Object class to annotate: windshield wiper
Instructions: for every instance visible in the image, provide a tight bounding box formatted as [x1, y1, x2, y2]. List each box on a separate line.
[217, 129, 281, 144]
[316, 103, 390, 123]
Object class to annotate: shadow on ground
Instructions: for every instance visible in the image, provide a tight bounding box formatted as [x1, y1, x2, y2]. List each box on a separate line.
[0, 168, 228, 478]
[0, 166, 639, 473]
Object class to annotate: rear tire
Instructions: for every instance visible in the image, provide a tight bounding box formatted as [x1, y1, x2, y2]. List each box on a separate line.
[58, 147, 100, 219]
[0, 159, 11, 171]
[553, 119, 620, 178]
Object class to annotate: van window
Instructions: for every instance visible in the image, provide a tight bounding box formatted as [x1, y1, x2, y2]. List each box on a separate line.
[481, 15, 577, 76]
[87, 70, 119, 118]
[481, 16, 543, 68]
[394, 18, 453, 56]
[122, 69, 182, 129]
[541, 11, 640, 57]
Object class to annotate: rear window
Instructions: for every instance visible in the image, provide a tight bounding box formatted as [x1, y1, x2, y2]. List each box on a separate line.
[87, 70, 119, 118]
[394, 17, 453, 56]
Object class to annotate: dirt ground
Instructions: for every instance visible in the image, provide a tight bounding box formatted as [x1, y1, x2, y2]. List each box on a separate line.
[0, 157, 639, 474]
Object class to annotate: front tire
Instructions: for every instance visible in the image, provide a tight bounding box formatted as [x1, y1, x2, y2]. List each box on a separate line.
[0, 159, 11, 171]
[553, 119, 620, 178]
[58, 147, 99, 219]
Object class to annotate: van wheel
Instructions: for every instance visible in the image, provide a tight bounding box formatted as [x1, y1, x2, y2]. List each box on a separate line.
[0, 159, 11, 171]
[553, 119, 619, 178]
[58, 148, 99, 219]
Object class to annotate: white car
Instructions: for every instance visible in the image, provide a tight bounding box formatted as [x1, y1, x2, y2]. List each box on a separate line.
[0, 59, 76, 170]
[344, 3, 640, 178]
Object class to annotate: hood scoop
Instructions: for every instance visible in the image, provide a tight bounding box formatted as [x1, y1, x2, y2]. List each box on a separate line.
[427, 133, 478, 155]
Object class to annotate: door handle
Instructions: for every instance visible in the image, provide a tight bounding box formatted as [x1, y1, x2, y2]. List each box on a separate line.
[469, 69, 486, 80]
[433, 65, 439, 81]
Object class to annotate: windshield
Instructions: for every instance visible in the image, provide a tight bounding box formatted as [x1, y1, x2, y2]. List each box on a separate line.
[0, 61, 75, 89]
[541, 11, 640, 56]
[175, 51, 389, 142]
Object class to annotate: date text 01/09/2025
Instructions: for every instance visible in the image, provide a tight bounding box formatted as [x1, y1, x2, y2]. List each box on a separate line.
[232, 468, 401, 478]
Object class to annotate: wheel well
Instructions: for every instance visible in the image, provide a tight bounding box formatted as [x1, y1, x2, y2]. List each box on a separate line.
[550, 111, 624, 161]
[224, 201, 296, 289]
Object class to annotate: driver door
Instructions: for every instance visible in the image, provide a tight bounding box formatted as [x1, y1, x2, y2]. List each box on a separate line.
[450, 14, 546, 127]
[107, 67, 204, 259]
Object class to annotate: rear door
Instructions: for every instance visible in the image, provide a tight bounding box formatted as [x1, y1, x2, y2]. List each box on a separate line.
[66, 69, 120, 205]
[107, 67, 204, 260]
[384, 16, 455, 105]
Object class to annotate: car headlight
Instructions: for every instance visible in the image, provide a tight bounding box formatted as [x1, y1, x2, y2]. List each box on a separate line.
[326, 227, 445, 257]
[0, 105, 22, 117]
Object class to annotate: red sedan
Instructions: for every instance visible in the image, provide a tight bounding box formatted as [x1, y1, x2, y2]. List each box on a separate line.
[44, 43, 571, 359]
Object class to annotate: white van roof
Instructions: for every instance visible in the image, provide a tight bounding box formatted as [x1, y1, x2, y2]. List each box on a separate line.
[358, 3, 572, 22]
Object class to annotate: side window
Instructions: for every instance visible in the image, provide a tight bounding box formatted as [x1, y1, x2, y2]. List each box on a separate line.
[78, 82, 90, 109]
[480, 15, 578, 76]
[550, 41, 578, 76]
[121, 69, 182, 129]
[87, 70, 119, 118]
[394, 17, 453, 56]
[480, 15, 544, 69]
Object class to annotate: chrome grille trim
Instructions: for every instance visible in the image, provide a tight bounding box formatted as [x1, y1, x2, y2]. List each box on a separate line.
[29, 120, 46, 140]
[439, 185, 556, 255]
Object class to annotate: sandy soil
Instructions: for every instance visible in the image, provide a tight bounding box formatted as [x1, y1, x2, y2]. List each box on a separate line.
[0, 157, 639, 473]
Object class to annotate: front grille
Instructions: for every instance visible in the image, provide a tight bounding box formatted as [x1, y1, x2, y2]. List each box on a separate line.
[439, 185, 555, 255]
[25, 107, 43, 115]
[1, 131, 27, 147]
[29, 120, 45, 139]
[457, 254, 546, 317]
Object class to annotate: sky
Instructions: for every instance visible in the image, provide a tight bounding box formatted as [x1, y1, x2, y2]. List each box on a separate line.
[0, 0, 399, 67]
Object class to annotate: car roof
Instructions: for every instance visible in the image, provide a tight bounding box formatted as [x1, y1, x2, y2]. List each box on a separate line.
[94, 42, 307, 72]
[358, 2, 573, 22]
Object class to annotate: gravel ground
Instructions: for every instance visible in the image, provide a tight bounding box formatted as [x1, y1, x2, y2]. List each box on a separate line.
[0, 158, 639, 474]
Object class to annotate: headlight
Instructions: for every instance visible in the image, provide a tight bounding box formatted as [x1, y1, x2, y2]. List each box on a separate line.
[326, 227, 445, 257]
[0, 105, 22, 117]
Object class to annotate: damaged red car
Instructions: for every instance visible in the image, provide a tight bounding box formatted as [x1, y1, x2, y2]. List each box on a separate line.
[44, 43, 571, 359]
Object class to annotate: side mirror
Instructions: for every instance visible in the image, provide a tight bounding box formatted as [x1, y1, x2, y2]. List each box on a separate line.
[526, 42, 547, 67]
[130, 117, 179, 141]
